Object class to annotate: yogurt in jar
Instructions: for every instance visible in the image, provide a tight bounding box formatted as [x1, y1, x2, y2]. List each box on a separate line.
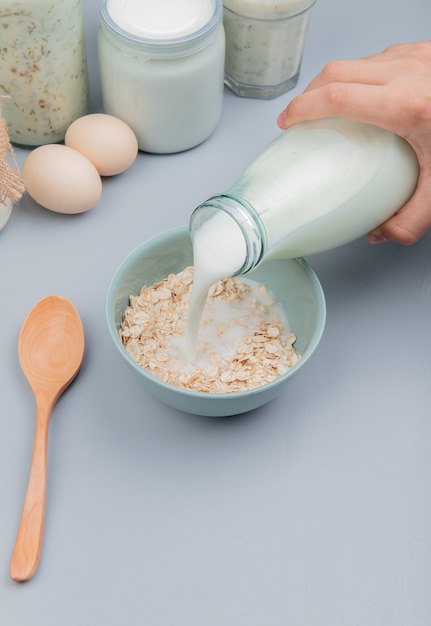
[223, 0, 315, 98]
[0, 0, 88, 146]
[98, 0, 225, 154]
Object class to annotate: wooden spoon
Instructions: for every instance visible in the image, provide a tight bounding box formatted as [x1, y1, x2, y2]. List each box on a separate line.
[10, 295, 85, 582]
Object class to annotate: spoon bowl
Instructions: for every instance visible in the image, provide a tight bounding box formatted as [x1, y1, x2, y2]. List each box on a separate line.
[10, 295, 84, 582]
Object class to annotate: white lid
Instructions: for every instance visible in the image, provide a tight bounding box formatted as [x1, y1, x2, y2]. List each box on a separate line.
[107, 0, 214, 39]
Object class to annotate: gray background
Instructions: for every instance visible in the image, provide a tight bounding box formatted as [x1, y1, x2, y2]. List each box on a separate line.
[1, 0, 431, 624]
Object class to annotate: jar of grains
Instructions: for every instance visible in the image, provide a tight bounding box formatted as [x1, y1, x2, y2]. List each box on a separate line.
[0, 0, 89, 147]
[223, 0, 316, 99]
[97, 0, 225, 154]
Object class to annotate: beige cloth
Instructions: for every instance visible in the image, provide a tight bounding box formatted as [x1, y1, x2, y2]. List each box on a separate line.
[0, 99, 25, 204]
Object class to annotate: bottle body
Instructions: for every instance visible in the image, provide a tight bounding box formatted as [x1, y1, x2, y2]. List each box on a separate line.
[0, 0, 88, 147]
[98, 0, 225, 154]
[190, 118, 419, 273]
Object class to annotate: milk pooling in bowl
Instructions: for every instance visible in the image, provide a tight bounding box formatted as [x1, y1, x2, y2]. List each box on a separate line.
[187, 118, 419, 355]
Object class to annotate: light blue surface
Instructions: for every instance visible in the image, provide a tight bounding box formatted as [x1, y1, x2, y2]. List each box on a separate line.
[1, 0, 431, 624]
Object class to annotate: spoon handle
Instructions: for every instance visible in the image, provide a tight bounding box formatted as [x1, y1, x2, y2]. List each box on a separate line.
[10, 407, 50, 582]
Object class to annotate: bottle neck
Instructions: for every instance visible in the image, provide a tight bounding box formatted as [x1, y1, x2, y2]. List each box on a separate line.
[189, 194, 266, 275]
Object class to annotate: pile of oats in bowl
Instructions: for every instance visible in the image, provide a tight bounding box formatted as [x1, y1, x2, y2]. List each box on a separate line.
[119, 266, 301, 393]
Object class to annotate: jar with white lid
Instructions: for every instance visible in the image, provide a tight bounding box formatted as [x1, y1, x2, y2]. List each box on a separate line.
[0, 0, 89, 147]
[97, 0, 225, 154]
[223, 0, 315, 99]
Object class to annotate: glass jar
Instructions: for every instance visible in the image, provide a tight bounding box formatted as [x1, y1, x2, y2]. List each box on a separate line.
[98, 0, 225, 154]
[0, 0, 89, 147]
[223, 0, 315, 99]
[0, 197, 13, 231]
[190, 118, 419, 276]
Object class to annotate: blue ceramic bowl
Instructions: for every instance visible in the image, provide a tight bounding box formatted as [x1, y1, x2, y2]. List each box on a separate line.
[106, 226, 326, 417]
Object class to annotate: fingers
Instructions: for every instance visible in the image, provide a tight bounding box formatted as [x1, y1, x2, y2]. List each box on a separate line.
[302, 58, 391, 92]
[277, 44, 426, 130]
[276, 41, 431, 247]
[277, 82, 398, 131]
[367, 172, 431, 245]
[361, 42, 413, 62]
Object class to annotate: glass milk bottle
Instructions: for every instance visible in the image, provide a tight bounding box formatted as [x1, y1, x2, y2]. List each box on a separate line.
[98, 0, 225, 154]
[189, 118, 419, 278]
[0, 0, 89, 147]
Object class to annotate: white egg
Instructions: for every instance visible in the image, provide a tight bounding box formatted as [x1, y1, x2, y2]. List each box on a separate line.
[65, 114, 138, 176]
[22, 145, 102, 214]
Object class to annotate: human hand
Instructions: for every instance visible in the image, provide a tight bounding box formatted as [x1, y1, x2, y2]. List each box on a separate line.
[277, 42, 431, 246]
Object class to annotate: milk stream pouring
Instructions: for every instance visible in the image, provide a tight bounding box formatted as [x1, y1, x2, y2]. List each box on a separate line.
[185, 118, 419, 359]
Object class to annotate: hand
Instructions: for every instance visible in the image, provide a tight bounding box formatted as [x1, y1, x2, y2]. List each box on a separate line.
[277, 42, 431, 246]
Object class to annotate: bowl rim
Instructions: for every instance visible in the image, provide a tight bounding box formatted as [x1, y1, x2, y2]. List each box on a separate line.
[106, 225, 326, 400]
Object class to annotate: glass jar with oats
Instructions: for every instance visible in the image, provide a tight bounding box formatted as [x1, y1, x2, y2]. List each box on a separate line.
[0, 0, 89, 147]
[223, 0, 315, 99]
